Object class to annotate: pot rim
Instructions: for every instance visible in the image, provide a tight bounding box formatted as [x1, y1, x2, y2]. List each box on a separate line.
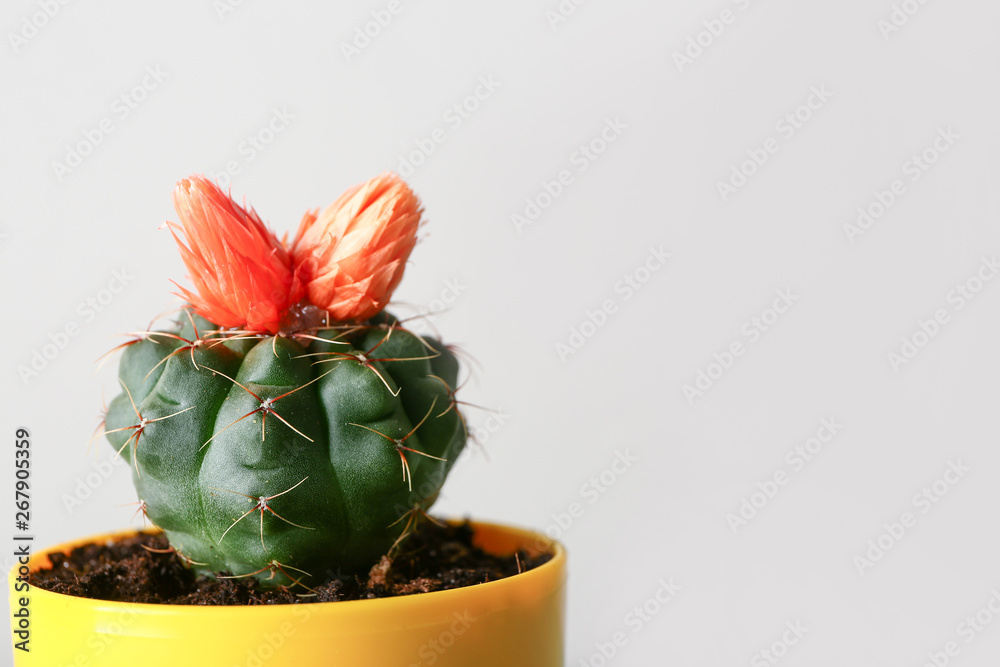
[15, 518, 565, 612]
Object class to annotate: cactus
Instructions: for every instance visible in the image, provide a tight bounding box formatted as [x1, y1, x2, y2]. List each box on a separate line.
[100, 174, 466, 587]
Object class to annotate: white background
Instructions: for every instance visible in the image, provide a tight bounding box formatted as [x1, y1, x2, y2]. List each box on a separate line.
[3, 0, 1000, 665]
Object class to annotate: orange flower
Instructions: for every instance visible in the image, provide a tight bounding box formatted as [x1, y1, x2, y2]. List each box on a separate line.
[290, 172, 421, 322]
[167, 176, 301, 334]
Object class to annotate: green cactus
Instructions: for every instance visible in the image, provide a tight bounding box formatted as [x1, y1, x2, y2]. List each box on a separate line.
[101, 173, 468, 587]
[104, 311, 466, 587]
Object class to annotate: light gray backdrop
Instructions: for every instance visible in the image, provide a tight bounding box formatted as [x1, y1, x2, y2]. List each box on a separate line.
[3, 1, 1000, 665]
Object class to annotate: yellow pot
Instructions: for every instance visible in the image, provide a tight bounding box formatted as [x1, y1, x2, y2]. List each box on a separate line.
[9, 520, 565, 667]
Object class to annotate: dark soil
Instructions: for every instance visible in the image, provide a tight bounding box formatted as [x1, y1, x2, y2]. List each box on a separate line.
[29, 520, 552, 605]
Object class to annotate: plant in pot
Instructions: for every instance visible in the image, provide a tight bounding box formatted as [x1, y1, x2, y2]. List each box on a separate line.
[11, 173, 566, 666]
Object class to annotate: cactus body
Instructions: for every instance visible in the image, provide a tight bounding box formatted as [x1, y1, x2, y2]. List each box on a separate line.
[104, 312, 465, 586]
